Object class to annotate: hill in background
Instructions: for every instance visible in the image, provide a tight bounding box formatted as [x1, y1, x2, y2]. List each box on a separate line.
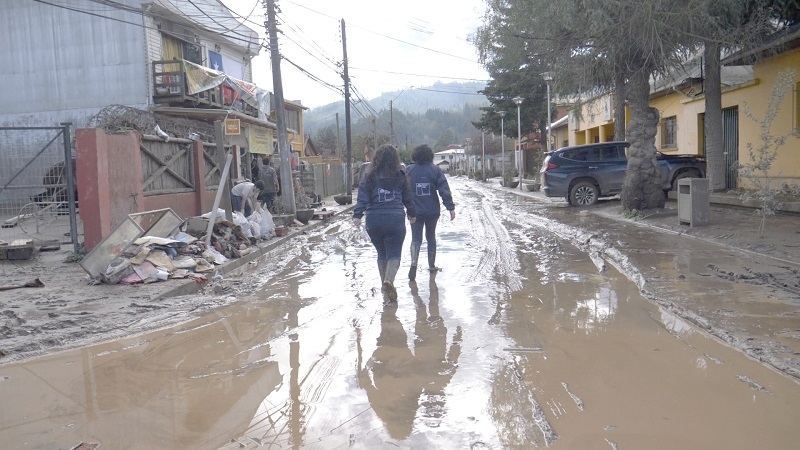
[302, 81, 488, 157]
[303, 81, 488, 134]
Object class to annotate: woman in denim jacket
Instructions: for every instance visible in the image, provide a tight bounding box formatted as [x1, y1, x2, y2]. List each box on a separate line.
[353, 144, 416, 303]
[406, 144, 455, 280]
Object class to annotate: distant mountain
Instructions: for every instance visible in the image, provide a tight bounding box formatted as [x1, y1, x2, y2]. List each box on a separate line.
[304, 81, 488, 134]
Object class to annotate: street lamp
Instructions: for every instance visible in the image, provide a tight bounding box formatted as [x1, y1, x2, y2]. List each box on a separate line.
[481, 129, 486, 181]
[542, 72, 554, 152]
[465, 138, 471, 173]
[498, 111, 506, 178]
[513, 96, 524, 190]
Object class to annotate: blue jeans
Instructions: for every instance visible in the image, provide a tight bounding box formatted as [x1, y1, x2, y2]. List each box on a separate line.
[366, 212, 406, 261]
[231, 195, 252, 217]
[411, 215, 439, 252]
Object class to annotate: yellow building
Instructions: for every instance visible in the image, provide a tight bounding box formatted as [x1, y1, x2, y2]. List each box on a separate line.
[563, 32, 800, 191]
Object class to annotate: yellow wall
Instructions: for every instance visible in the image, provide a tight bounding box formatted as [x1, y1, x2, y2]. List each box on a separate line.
[564, 50, 800, 189]
[569, 94, 618, 146]
[734, 51, 800, 187]
[552, 126, 570, 150]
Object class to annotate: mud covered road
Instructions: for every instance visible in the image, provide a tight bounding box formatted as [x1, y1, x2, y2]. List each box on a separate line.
[1, 179, 799, 449]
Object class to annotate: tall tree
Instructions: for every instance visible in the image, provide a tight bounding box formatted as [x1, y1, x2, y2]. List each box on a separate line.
[477, 0, 705, 210]
[314, 125, 339, 155]
[699, 0, 797, 192]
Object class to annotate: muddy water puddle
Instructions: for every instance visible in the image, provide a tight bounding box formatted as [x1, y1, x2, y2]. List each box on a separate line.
[1, 180, 799, 449]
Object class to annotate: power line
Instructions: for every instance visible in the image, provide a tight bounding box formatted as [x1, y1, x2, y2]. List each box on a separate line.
[33, 0, 258, 48]
[281, 56, 343, 95]
[350, 66, 488, 82]
[415, 87, 486, 96]
[282, 0, 480, 63]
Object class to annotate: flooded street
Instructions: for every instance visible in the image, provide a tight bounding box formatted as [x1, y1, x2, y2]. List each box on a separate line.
[2, 179, 799, 449]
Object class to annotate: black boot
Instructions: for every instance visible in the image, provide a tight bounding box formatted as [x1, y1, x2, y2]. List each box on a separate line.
[428, 249, 440, 272]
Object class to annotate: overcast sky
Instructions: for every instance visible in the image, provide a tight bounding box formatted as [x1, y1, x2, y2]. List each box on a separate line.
[219, 0, 490, 109]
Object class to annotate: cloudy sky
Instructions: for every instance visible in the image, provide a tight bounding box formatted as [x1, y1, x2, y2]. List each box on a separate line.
[220, 0, 490, 108]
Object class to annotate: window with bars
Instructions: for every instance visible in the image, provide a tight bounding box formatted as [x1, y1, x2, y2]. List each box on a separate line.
[661, 116, 677, 148]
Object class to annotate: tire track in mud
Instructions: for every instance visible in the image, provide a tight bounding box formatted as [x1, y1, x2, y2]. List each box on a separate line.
[455, 188, 523, 293]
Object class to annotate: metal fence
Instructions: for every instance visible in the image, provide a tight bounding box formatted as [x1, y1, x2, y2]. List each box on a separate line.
[0, 124, 80, 251]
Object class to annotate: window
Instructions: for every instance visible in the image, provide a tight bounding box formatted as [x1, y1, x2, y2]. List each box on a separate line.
[662, 116, 677, 148]
[600, 146, 625, 161]
[161, 34, 202, 65]
[285, 108, 300, 132]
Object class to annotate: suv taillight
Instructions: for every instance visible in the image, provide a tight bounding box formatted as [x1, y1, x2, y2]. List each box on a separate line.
[542, 161, 558, 172]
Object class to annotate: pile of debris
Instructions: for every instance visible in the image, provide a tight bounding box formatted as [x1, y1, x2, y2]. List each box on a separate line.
[86, 208, 276, 285]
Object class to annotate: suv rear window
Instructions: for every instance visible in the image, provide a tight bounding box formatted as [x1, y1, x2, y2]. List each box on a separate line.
[561, 145, 627, 162]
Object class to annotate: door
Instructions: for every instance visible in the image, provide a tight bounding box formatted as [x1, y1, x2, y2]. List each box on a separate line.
[723, 107, 739, 190]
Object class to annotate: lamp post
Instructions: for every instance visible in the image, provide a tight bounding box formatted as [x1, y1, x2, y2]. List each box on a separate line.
[481, 129, 486, 181]
[512, 96, 524, 190]
[498, 111, 506, 178]
[465, 138, 471, 173]
[542, 72, 553, 152]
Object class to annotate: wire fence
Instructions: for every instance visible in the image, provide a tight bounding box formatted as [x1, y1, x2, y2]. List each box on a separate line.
[0, 125, 80, 248]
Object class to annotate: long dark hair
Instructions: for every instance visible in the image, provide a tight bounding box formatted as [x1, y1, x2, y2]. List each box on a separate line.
[367, 144, 402, 180]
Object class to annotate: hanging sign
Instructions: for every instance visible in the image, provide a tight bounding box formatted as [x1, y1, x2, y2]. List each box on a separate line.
[225, 119, 241, 135]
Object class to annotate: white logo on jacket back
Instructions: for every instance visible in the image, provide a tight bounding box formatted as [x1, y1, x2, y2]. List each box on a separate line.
[378, 188, 395, 202]
[415, 182, 431, 196]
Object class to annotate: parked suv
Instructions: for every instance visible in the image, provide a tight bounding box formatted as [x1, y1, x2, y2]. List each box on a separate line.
[540, 142, 706, 206]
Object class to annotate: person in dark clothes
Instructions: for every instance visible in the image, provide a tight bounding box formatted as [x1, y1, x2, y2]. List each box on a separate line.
[257, 156, 279, 213]
[352, 144, 416, 303]
[406, 144, 455, 280]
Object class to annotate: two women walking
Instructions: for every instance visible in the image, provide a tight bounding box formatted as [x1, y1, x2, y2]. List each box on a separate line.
[353, 143, 455, 303]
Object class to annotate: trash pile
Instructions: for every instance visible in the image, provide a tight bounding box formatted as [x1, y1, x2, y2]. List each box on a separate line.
[94, 208, 277, 285]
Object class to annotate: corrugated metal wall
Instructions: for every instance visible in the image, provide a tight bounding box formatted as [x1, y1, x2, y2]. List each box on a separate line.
[0, 0, 149, 125]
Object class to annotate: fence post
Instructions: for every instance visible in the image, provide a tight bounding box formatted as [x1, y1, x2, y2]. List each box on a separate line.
[60, 122, 79, 254]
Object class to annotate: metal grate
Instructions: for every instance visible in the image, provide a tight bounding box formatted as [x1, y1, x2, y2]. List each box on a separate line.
[0, 125, 80, 249]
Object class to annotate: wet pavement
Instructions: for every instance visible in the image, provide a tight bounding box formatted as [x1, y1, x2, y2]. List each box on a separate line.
[1, 178, 799, 448]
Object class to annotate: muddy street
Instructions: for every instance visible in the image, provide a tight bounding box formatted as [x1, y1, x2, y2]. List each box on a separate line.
[1, 178, 799, 449]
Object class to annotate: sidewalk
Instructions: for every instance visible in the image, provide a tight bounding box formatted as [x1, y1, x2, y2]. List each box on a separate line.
[0, 197, 357, 303]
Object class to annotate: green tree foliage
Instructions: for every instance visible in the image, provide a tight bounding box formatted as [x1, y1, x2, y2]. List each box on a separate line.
[314, 125, 339, 155]
[476, 0, 707, 210]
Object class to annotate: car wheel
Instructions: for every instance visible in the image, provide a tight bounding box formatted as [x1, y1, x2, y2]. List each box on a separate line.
[569, 181, 599, 206]
[671, 170, 701, 191]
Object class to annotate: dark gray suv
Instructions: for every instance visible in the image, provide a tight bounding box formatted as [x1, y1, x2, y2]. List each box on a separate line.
[540, 142, 706, 206]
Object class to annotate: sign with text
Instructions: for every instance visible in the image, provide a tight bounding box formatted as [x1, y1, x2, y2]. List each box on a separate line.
[248, 127, 273, 154]
[225, 119, 241, 135]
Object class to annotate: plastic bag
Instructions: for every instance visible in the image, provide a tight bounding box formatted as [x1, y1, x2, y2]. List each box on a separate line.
[360, 225, 370, 242]
[259, 209, 276, 238]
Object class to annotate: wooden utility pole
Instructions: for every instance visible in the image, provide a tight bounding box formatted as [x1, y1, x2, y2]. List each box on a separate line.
[341, 19, 353, 193]
[266, 0, 295, 214]
[389, 100, 394, 146]
[335, 112, 341, 157]
[372, 116, 377, 152]
[214, 120, 233, 221]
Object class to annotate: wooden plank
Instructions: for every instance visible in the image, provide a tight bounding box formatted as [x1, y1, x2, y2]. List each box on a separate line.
[312, 210, 335, 219]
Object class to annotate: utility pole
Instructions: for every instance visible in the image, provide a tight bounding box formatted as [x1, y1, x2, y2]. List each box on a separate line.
[341, 19, 352, 193]
[266, 0, 295, 214]
[372, 116, 377, 152]
[335, 112, 341, 157]
[389, 100, 394, 146]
